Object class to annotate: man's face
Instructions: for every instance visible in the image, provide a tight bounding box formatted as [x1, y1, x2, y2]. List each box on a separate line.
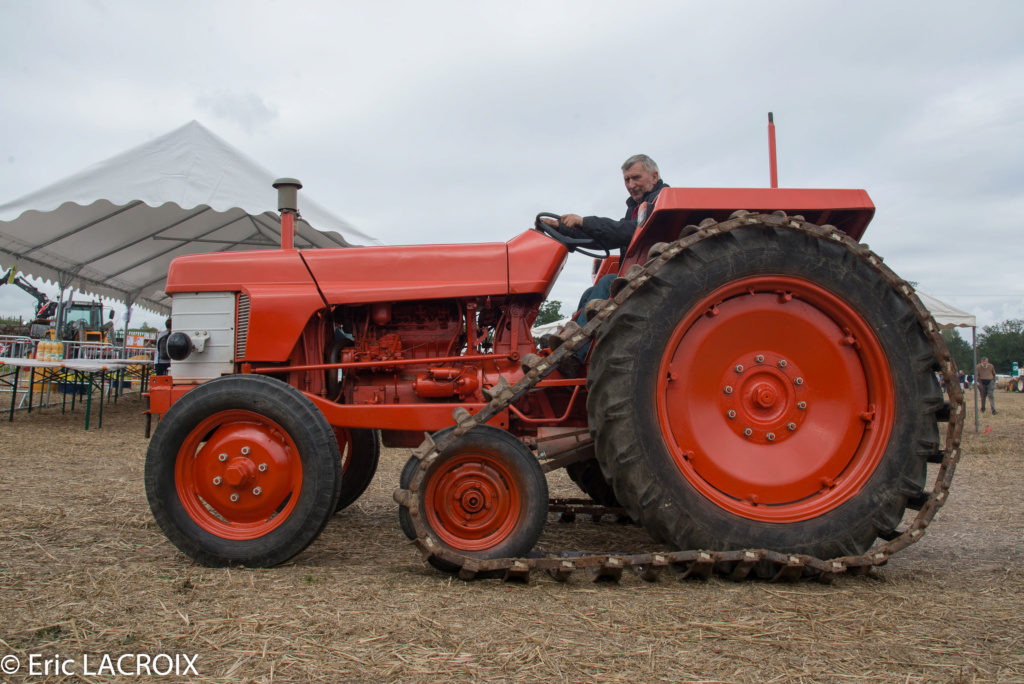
[623, 162, 659, 203]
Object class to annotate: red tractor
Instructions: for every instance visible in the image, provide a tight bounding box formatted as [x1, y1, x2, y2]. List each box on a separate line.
[145, 138, 963, 581]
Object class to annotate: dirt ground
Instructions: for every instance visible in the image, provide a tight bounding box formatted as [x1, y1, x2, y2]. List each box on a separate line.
[1, 387, 1022, 683]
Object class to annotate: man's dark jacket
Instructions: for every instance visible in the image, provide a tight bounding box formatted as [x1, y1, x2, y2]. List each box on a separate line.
[580, 179, 669, 256]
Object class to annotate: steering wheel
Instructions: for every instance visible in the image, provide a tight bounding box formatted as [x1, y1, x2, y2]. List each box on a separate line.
[533, 213, 611, 259]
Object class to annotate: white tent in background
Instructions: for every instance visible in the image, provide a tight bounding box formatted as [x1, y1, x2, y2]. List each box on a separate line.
[917, 291, 976, 329]
[532, 317, 572, 338]
[917, 290, 980, 432]
[0, 121, 380, 316]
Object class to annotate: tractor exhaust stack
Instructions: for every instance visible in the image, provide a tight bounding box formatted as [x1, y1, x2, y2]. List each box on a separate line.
[768, 112, 778, 189]
[273, 177, 303, 250]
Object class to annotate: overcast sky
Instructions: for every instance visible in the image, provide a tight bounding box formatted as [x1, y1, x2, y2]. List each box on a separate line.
[1, 1, 1022, 333]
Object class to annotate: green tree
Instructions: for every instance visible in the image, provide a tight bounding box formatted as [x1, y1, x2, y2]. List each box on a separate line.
[978, 319, 1024, 374]
[536, 300, 565, 326]
[940, 328, 973, 375]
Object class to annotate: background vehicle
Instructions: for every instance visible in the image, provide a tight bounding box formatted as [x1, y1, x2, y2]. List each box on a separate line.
[145, 141, 962, 580]
[0, 268, 114, 343]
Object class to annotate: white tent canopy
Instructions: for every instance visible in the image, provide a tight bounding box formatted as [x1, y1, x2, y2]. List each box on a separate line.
[0, 121, 379, 315]
[917, 291, 976, 329]
[532, 317, 572, 338]
[917, 289, 982, 432]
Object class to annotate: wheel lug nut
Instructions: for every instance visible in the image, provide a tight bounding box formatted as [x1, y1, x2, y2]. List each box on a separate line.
[727, 410, 736, 419]
[743, 428, 753, 437]
[798, 401, 807, 409]
[253, 487, 262, 496]
[213, 476, 222, 485]
[755, 355, 764, 363]
[724, 386, 733, 394]
[218, 453, 227, 462]
[778, 360, 787, 368]
[795, 377, 804, 385]
[258, 463, 267, 472]
[735, 365, 743, 373]
[787, 422, 796, 431]
[241, 446, 251, 455]
[766, 432, 776, 441]
[230, 493, 239, 502]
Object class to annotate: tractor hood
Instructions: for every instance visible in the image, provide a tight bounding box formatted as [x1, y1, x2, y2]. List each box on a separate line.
[166, 229, 568, 304]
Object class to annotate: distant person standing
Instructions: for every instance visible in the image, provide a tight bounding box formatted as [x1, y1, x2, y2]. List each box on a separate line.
[976, 356, 997, 414]
[155, 318, 172, 376]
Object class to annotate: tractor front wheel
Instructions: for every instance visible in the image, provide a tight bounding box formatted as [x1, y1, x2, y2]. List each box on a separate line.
[399, 426, 548, 575]
[145, 375, 342, 567]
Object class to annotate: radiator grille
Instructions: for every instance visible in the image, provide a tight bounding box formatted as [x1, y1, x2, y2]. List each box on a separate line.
[236, 293, 250, 360]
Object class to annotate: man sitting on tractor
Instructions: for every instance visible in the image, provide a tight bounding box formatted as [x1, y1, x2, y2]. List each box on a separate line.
[546, 154, 668, 257]
[538, 154, 668, 359]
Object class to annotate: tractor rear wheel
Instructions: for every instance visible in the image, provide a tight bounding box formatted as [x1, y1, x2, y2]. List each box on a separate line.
[333, 427, 380, 512]
[587, 224, 941, 558]
[145, 375, 342, 567]
[399, 426, 548, 575]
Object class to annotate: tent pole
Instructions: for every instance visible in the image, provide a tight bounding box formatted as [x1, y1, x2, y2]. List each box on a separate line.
[973, 326, 978, 433]
[55, 272, 75, 339]
[122, 305, 132, 356]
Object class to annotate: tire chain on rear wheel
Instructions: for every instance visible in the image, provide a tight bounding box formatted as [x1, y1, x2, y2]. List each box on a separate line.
[393, 212, 965, 582]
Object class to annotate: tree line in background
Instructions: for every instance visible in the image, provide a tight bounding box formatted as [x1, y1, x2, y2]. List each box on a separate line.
[941, 319, 1023, 375]
[535, 300, 566, 327]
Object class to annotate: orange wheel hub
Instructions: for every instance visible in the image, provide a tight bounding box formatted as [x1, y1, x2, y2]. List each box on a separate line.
[424, 453, 521, 552]
[657, 276, 894, 522]
[175, 409, 303, 539]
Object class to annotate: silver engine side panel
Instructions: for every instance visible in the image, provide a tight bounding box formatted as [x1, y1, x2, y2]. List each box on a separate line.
[169, 292, 236, 382]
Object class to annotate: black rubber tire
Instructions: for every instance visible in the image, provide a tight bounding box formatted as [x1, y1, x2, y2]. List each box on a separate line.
[587, 224, 941, 558]
[398, 426, 549, 576]
[145, 375, 342, 567]
[565, 459, 620, 507]
[334, 428, 381, 512]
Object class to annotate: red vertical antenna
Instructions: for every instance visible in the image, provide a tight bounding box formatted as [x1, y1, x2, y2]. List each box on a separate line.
[768, 112, 778, 189]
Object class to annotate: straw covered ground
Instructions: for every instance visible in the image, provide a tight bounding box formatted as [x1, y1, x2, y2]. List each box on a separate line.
[1, 388, 1022, 683]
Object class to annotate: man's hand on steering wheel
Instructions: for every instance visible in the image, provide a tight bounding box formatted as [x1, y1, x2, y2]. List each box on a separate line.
[534, 212, 611, 259]
[537, 214, 583, 231]
[559, 214, 583, 229]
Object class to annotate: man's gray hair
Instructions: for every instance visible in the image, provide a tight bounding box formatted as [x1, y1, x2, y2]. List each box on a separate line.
[621, 154, 659, 174]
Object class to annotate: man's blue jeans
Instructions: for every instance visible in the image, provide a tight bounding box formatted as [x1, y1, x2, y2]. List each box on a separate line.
[572, 273, 616, 361]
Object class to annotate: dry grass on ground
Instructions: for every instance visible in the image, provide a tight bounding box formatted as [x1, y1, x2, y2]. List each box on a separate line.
[0, 388, 1022, 683]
